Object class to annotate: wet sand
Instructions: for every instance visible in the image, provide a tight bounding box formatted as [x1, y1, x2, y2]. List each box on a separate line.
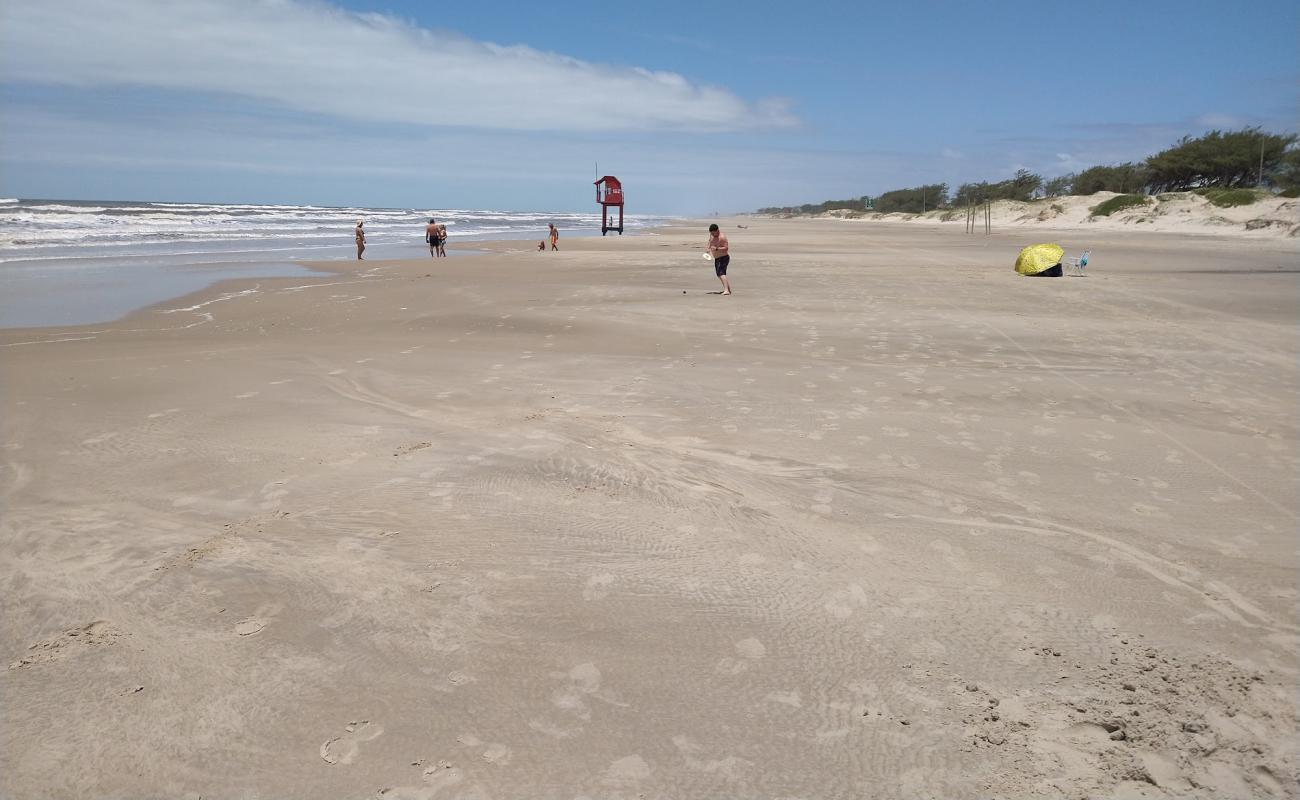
[2, 220, 1297, 798]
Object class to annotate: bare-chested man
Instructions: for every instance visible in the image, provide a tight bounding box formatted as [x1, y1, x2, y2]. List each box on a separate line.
[355, 220, 366, 260]
[707, 223, 731, 295]
[431, 217, 447, 258]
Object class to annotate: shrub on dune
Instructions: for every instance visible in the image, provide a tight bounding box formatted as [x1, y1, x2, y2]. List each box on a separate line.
[1090, 194, 1151, 217]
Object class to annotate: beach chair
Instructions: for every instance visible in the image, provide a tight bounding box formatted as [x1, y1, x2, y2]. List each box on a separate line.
[1066, 249, 1090, 276]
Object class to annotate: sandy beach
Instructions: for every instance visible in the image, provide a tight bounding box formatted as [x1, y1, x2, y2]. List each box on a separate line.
[2, 219, 1297, 798]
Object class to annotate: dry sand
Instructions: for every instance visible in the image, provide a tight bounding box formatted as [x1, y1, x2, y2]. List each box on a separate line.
[2, 220, 1298, 799]
[812, 190, 1300, 239]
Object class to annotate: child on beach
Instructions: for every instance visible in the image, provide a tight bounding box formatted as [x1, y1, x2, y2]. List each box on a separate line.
[707, 223, 731, 295]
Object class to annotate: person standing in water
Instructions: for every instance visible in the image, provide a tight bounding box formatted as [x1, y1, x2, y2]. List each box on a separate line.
[425, 218, 439, 258]
[355, 220, 366, 260]
[707, 223, 731, 295]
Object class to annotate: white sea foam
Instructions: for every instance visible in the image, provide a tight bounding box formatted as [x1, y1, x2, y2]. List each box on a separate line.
[1, 200, 662, 257]
[1, 198, 672, 328]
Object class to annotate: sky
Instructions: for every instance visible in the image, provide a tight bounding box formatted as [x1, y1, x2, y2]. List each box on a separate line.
[0, 0, 1296, 214]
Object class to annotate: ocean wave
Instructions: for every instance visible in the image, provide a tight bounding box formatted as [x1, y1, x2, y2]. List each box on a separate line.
[0, 199, 665, 264]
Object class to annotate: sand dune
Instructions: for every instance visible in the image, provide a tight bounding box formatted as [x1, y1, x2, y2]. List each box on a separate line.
[807, 190, 1300, 238]
[1, 221, 1297, 798]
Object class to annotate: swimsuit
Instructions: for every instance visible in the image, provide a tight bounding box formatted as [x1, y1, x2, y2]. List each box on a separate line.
[714, 254, 730, 276]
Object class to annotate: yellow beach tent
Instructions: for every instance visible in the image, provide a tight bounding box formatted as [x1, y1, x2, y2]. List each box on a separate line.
[1015, 243, 1064, 275]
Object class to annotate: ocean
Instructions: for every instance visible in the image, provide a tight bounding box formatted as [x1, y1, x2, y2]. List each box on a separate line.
[0, 199, 663, 328]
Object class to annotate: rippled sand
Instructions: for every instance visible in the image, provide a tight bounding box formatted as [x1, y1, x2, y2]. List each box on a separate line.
[2, 220, 1297, 798]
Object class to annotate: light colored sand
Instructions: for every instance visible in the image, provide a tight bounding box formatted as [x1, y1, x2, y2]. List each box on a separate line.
[810, 190, 1300, 238]
[2, 220, 1297, 798]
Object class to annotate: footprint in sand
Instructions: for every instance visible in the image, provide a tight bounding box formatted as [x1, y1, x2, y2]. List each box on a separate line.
[603, 755, 652, 787]
[320, 719, 384, 765]
[481, 743, 512, 765]
[735, 638, 766, 659]
[234, 603, 280, 637]
[8, 620, 124, 670]
[569, 662, 601, 693]
[823, 583, 870, 619]
[583, 573, 616, 601]
[455, 734, 512, 765]
[234, 618, 266, 636]
[529, 662, 612, 738]
[717, 637, 766, 675]
[766, 690, 803, 708]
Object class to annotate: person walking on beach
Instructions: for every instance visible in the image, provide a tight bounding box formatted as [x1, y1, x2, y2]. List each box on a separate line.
[436, 221, 448, 257]
[431, 217, 447, 258]
[355, 220, 366, 260]
[549, 223, 559, 251]
[707, 223, 731, 295]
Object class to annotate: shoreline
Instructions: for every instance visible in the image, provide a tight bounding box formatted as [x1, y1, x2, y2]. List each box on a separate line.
[11, 206, 1291, 335]
[0, 226, 673, 333]
[0, 197, 675, 330]
[5, 218, 1295, 343]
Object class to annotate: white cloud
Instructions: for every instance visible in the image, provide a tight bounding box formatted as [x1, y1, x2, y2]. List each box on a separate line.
[0, 100, 876, 213]
[0, 0, 796, 133]
[1193, 112, 1247, 129]
[941, 147, 964, 159]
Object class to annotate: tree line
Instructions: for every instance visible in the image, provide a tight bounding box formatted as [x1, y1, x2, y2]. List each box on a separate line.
[758, 128, 1298, 215]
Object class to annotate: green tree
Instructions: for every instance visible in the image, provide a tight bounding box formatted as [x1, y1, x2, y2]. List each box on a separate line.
[874, 183, 949, 213]
[952, 181, 992, 206]
[1006, 169, 1044, 200]
[1043, 174, 1074, 197]
[1145, 128, 1297, 192]
[1267, 145, 1300, 193]
[952, 170, 1041, 204]
[1072, 163, 1149, 195]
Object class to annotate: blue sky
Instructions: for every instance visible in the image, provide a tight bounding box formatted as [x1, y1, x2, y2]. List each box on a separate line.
[1, 0, 1295, 214]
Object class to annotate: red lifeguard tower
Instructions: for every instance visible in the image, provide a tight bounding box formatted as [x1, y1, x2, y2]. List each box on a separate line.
[594, 175, 624, 235]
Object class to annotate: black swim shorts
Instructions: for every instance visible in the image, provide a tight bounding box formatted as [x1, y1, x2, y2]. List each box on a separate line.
[714, 254, 730, 276]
